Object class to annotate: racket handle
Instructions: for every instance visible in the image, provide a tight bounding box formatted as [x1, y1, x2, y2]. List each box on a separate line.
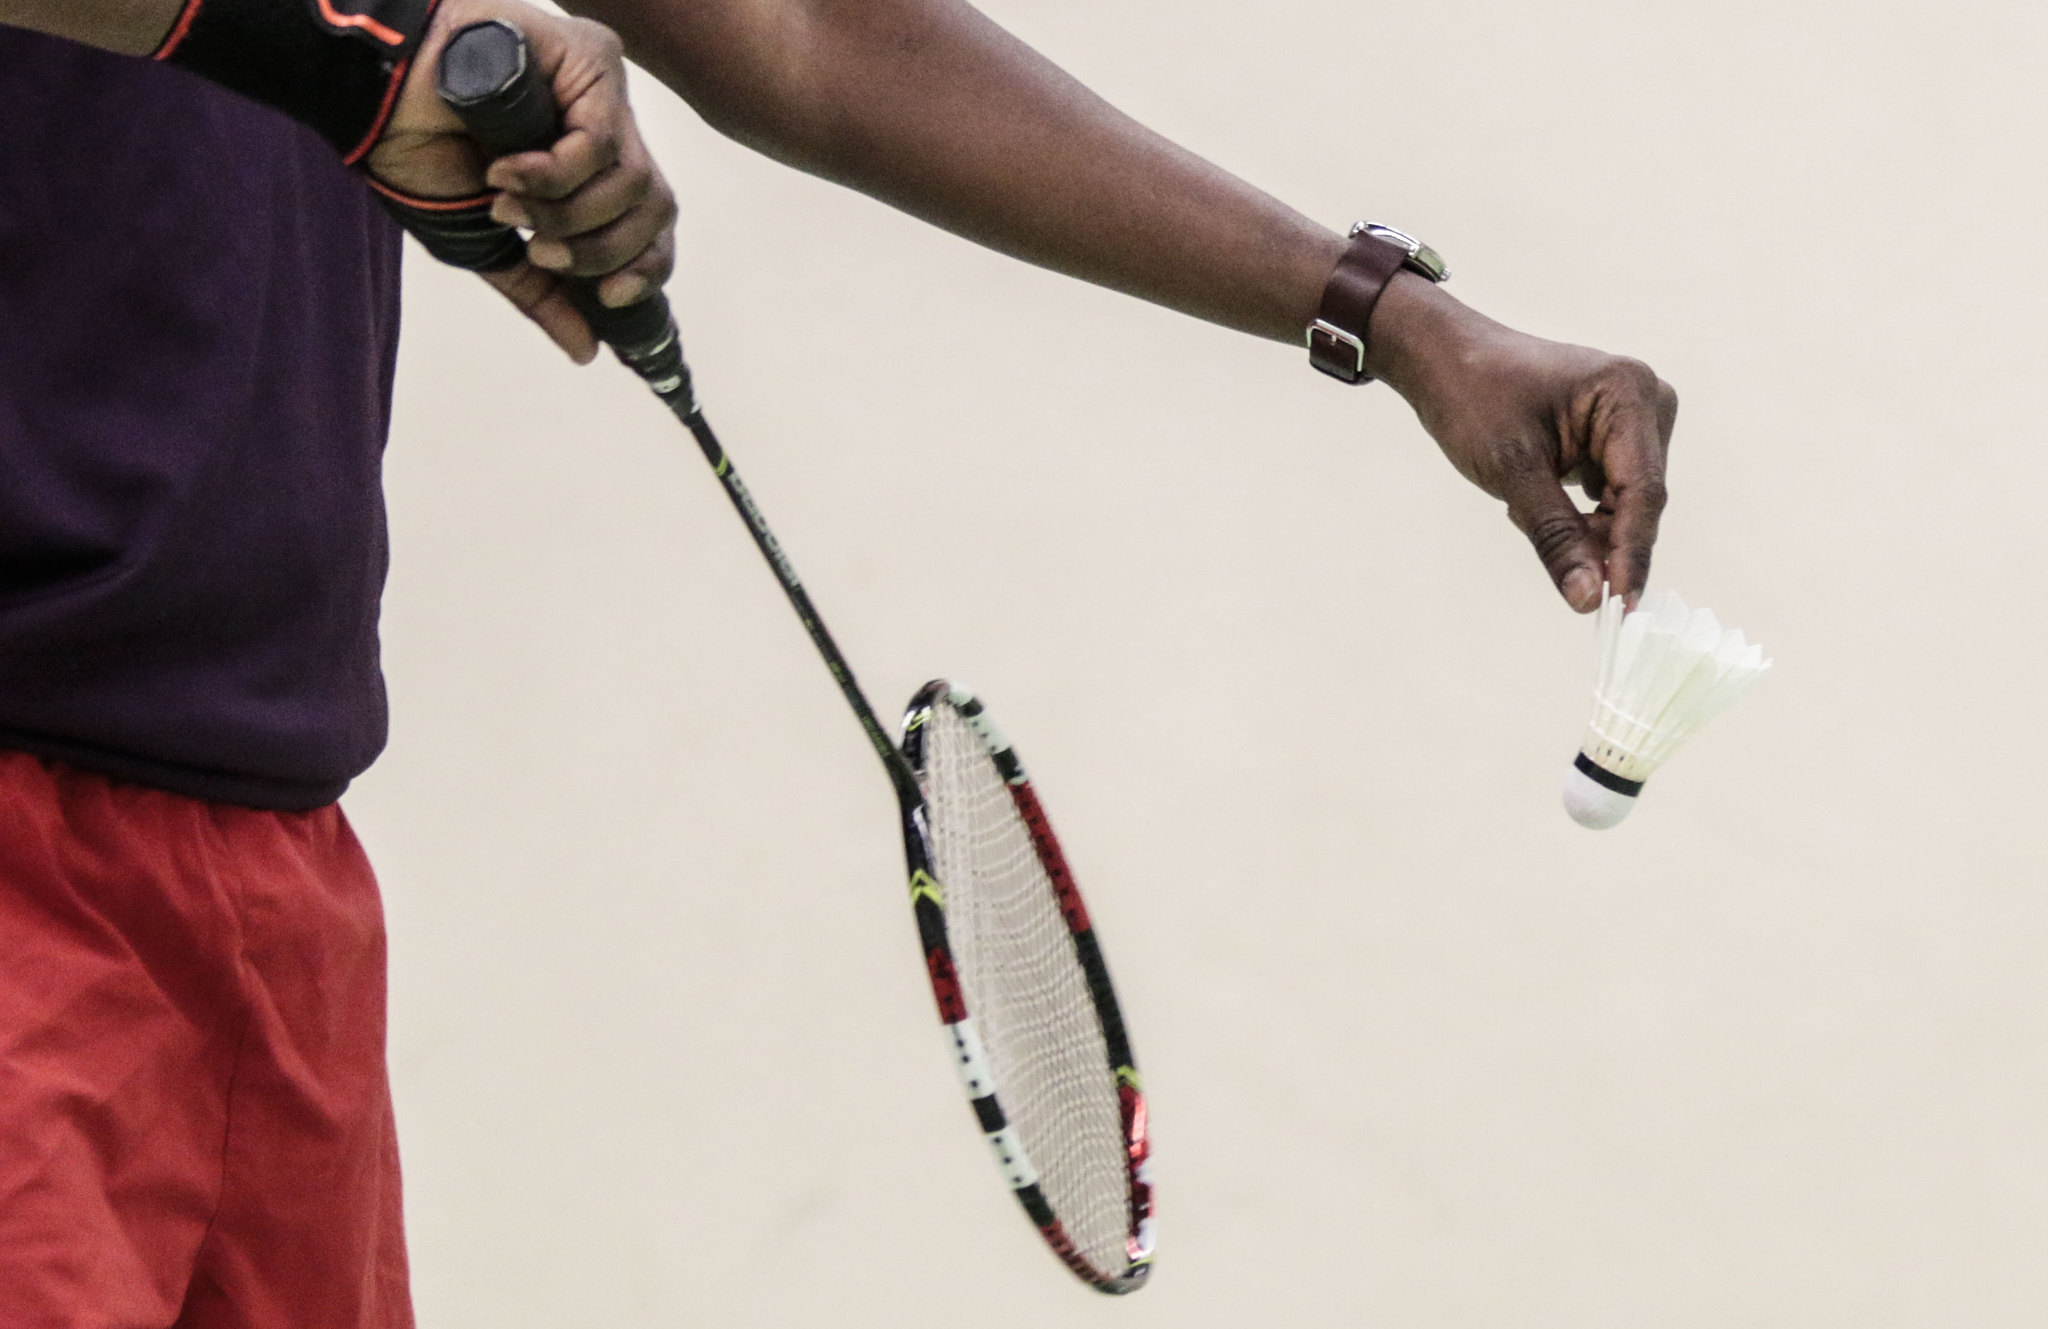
[437, 20, 685, 390]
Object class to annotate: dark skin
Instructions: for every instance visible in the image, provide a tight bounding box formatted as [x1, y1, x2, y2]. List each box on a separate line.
[6, 0, 1674, 609]
[372, 0, 678, 362]
[550, 0, 1679, 612]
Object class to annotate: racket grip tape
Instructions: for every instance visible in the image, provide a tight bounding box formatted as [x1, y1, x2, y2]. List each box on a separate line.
[435, 19, 684, 387]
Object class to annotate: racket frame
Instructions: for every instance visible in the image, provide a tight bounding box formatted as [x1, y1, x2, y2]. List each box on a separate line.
[899, 681, 1155, 1294]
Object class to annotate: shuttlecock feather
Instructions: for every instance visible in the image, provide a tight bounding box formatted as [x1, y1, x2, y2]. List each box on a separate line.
[1563, 588, 1770, 829]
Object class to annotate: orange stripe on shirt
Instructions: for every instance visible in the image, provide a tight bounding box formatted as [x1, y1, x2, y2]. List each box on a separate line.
[314, 0, 408, 48]
[341, 59, 410, 166]
[364, 177, 497, 212]
[151, 0, 204, 59]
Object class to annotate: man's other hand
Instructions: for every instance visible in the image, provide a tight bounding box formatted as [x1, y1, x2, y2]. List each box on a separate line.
[1366, 273, 1678, 612]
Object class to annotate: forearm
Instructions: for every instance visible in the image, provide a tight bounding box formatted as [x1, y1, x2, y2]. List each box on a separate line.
[566, 0, 1676, 611]
[567, 0, 1347, 344]
[0, 0, 179, 54]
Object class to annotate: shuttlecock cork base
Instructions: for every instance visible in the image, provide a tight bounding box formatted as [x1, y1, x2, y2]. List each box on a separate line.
[1563, 753, 1644, 829]
[1564, 588, 1770, 830]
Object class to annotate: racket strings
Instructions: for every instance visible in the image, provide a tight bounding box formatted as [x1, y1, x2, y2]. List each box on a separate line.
[925, 704, 1131, 1275]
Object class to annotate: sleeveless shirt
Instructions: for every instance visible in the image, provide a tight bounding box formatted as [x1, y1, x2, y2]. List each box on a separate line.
[0, 26, 402, 808]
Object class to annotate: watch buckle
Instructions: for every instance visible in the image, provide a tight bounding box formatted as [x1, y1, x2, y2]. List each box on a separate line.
[1308, 319, 1367, 383]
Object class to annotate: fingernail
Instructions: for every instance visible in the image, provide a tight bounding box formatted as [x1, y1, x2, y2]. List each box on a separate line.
[1563, 567, 1601, 611]
[485, 164, 521, 192]
[492, 198, 531, 229]
[527, 240, 571, 271]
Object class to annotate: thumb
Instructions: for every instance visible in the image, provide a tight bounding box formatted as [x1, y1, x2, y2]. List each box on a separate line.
[479, 263, 598, 366]
[1504, 472, 1606, 612]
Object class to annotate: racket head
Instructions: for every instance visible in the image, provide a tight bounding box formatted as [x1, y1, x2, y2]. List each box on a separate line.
[898, 680, 1154, 1294]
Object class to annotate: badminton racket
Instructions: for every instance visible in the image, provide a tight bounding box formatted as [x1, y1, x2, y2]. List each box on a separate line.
[433, 20, 1155, 1292]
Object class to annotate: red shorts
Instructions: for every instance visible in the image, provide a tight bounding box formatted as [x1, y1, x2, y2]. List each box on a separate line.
[0, 752, 412, 1329]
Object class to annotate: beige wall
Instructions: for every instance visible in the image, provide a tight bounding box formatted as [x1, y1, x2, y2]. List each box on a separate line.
[346, 2, 2048, 1323]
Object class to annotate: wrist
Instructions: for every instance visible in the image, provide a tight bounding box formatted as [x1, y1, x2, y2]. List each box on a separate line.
[1305, 222, 1452, 385]
[1358, 271, 1485, 398]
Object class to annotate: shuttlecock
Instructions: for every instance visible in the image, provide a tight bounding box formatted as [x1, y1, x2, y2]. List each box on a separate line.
[1563, 588, 1770, 829]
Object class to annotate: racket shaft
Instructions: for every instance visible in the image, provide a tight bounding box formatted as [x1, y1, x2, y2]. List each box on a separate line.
[434, 20, 916, 801]
[660, 389, 922, 804]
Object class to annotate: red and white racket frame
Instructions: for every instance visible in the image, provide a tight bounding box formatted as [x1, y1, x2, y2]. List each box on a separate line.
[897, 680, 1155, 1294]
[430, 41, 1150, 1288]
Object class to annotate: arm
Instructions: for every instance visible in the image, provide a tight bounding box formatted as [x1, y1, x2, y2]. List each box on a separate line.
[564, 0, 1675, 609]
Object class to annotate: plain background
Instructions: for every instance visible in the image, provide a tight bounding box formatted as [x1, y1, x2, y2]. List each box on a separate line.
[342, 2, 2048, 1324]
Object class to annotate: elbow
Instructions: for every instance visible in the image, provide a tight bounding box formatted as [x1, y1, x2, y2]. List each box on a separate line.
[603, 0, 841, 168]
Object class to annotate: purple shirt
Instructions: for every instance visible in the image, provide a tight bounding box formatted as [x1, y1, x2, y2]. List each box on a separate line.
[0, 27, 401, 809]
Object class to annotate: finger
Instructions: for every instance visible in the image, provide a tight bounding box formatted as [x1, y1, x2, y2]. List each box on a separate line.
[594, 225, 676, 309]
[482, 26, 628, 201]
[1583, 505, 1615, 549]
[1602, 471, 1667, 607]
[526, 190, 678, 287]
[484, 127, 622, 202]
[1598, 398, 1674, 606]
[494, 145, 656, 240]
[480, 263, 597, 365]
[1505, 468, 1607, 613]
[512, 150, 674, 278]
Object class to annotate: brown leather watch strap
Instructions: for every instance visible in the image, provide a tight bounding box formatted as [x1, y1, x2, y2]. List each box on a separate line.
[1307, 232, 1409, 384]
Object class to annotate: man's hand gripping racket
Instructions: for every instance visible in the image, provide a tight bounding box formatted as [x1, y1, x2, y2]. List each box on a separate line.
[427, 20, 1155, 1293]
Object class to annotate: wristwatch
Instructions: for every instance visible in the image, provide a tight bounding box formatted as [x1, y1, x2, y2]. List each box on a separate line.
[1307, 222, 1450, 385]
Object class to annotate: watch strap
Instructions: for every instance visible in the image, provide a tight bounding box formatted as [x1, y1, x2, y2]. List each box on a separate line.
[1307, 232, 1409, 385]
